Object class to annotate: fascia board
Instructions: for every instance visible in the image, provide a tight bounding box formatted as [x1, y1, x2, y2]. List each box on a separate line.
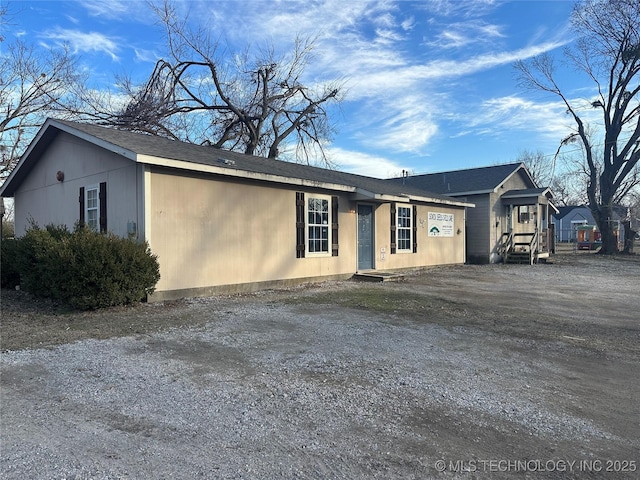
[497, 163, 534, 191]
[137, 154, 356, 193]
[0, 120, 54, 196]
[2, 120, 138, 197]
[446, 189, 494, 196]
[353, 188, 474, 208]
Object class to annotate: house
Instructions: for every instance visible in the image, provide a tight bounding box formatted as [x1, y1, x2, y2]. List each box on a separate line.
[0, 119, 473, 301]
[552, 205, 594, 242]
[552, 205, 627, 247]
[388, 163, 557, 264]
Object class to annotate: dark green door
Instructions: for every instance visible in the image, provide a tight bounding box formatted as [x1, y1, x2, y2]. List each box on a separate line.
[357, 205, 374, 270]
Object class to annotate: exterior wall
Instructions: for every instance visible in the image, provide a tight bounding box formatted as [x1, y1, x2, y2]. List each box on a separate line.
[464, 194, 491, 264]
[148, 168, 358, 297]
[370, 202, 466, 270]
[148, 168, 467, 299]
[13, 132, 139, 237]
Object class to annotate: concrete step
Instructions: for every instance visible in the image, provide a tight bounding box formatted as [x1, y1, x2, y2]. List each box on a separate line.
[353, 271, 407, 282]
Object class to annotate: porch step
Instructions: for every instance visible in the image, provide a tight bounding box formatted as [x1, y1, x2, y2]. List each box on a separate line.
[353, 271, 407, 282]
[505, 252, 532, 264]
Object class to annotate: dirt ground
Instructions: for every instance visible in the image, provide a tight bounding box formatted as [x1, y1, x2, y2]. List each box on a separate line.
[1, 250, 639, 479]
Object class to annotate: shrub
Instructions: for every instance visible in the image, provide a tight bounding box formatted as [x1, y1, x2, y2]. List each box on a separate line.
[60, 228, 160, 309]
[14, 224, 160, 309]
[15, 224, 63, 297]
[1, 238, 21, 288]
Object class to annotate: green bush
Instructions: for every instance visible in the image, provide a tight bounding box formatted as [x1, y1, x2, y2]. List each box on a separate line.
[1, 238, 21, 288]
[15, 224, 63, 297]
[13, 224, 160, 309]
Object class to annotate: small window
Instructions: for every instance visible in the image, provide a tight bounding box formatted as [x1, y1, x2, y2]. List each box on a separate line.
[518, 205, 531, 224]
[86, 186, 99, 231]
[307, 196, 330, 254]
[397, 205, 412, 252]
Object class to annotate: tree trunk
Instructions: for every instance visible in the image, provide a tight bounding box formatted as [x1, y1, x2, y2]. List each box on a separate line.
[591, 204, 618, 255]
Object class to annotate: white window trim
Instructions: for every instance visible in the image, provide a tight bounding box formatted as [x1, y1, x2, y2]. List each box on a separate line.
[396, 204, 412, 253]
[306, 194, 332, 257]
[86, 184, 100, 231]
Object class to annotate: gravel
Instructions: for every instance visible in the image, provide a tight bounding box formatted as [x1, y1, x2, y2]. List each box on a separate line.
[2, 254, 639, 479]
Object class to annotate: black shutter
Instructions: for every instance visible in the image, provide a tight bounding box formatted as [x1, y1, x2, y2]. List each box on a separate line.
[79, 187, 85, 227]
[99, 182, 107, 233]
[412, 205, 418, 253]
[331, 195, 339, 257]
[296, 192, 305, 258]
[390, 202, 396, 254]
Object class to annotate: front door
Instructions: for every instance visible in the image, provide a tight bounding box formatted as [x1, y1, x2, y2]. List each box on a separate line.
[357, 204, 374, 270]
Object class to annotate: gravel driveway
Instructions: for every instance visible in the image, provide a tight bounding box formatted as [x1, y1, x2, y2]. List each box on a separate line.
[1, 253, 639, 479]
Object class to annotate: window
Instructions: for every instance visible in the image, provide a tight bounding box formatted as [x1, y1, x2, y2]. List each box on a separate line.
[86, 186, 99, 231]
[79, 182, 107, 233]
[390, 203, 417, 254]
[397, 205, 412, 251]
[308, 196, 330, 254]
[518, 205, 531, 223]
[295, 193, 339, 258]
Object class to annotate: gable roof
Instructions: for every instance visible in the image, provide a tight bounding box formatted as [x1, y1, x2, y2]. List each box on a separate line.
[0, 119, 472, 208]
[387, 162, 536, 196]
[553, 205, 591, 220]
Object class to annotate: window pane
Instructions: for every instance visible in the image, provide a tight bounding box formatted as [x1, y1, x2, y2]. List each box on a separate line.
[87, 210, 98, 230]
[307, 196, 330, 253]
[87, 189, 98, 209]
[397, 206, 412, 251]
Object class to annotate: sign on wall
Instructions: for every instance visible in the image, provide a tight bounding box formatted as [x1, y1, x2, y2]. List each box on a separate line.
[428, 212, 454, 237]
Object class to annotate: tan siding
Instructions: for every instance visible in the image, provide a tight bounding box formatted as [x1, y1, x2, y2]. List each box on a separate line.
[372, 202, 466, 270]
[150, 169, 468, 295]
[149, 169, 358, 293]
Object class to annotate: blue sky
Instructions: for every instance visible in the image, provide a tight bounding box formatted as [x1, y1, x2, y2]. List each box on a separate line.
[7, 0, 587, 178]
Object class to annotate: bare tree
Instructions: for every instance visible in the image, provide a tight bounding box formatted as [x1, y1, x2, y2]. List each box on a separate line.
[517, 149, 553, 186]
[112, 1, 343, 165]
[516, 0, 640, 254]
[0, 7, 84, 179]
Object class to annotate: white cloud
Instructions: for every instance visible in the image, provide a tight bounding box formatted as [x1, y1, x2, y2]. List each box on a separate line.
[41, 28, 121, 61]
[464, 95, 578, 143]
[77, 0, 132, 19]
[354, 94, 440, 153]
[427, 20, 505, 49]
[134, 48, 159, 64]
[329, 147, 408, 178]
[402, 40, 568, 81]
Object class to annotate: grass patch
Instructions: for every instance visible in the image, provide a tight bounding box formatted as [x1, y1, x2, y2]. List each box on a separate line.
[286, 285, 467, 320]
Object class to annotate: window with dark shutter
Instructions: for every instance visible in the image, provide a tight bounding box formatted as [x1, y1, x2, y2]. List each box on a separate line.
[296, 192, 305, 258]
[99, 182, 107, 233]
[79, 187, 85, 227]
[390, 202, 397, 254]
[331, 195, 339, 256]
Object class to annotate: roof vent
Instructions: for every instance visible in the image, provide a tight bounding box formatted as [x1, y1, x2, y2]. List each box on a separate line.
[218, 158, 236, 166]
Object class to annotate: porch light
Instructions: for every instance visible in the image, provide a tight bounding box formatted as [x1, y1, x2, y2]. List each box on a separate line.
[56, 171, 64, 182]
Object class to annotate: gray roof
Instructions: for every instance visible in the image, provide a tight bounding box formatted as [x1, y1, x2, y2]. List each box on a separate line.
[1, 119, 471, 207]
[387, 162, 534, 196]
